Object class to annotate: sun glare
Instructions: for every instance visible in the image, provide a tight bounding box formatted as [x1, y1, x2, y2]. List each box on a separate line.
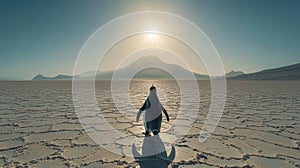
[145, 30, 159, 43]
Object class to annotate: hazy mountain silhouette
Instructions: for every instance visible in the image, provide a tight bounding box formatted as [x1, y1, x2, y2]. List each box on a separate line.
[32, 74, 75, 80]
[30, 58, 300, 80]
[94, 56, 209, 80]
[230, 63, 300, 80]
[225, 71, 244, 77]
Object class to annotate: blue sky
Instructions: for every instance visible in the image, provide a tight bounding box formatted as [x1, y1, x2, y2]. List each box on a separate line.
[0, 0, 299, 79]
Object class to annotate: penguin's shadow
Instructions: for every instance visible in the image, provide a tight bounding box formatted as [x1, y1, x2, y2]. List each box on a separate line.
[132, 135, 176, 168]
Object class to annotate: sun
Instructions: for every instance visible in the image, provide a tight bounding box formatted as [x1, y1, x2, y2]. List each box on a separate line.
[145, 30, 160, 43]
[146, 31, 159, 39]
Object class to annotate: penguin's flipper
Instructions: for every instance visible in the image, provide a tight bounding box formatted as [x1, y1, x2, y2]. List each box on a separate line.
[163, 109, 169, 122]
[136, 110, 142, 122]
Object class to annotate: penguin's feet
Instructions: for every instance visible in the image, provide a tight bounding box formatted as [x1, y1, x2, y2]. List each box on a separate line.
[153, 131, 159, 135]
[142, 131, 150, 136]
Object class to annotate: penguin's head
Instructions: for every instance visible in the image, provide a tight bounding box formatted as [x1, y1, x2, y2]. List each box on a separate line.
[150, 84, 156, 91]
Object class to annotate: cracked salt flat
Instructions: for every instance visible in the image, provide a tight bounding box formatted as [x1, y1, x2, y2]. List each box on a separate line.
[0, 80, 299, 167]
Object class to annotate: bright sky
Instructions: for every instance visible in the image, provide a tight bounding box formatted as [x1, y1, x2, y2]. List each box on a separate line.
[0, 0, 299, 79]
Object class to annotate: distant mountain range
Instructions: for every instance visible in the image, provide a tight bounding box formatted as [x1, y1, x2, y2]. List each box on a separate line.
[32, 74, 76, 80]
[79, 56, 246, 80]
[230, 63, 300, 80]
[5, 56, 299, 81]
[225, 71, 244, 78]
[91, 56, 210, 80]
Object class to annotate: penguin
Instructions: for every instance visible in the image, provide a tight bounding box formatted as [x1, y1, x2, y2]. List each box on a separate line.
[136, 85, 169, 136]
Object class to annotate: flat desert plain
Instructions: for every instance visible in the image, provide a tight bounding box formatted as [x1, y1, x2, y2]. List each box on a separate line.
[0, 80, 299, 168]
